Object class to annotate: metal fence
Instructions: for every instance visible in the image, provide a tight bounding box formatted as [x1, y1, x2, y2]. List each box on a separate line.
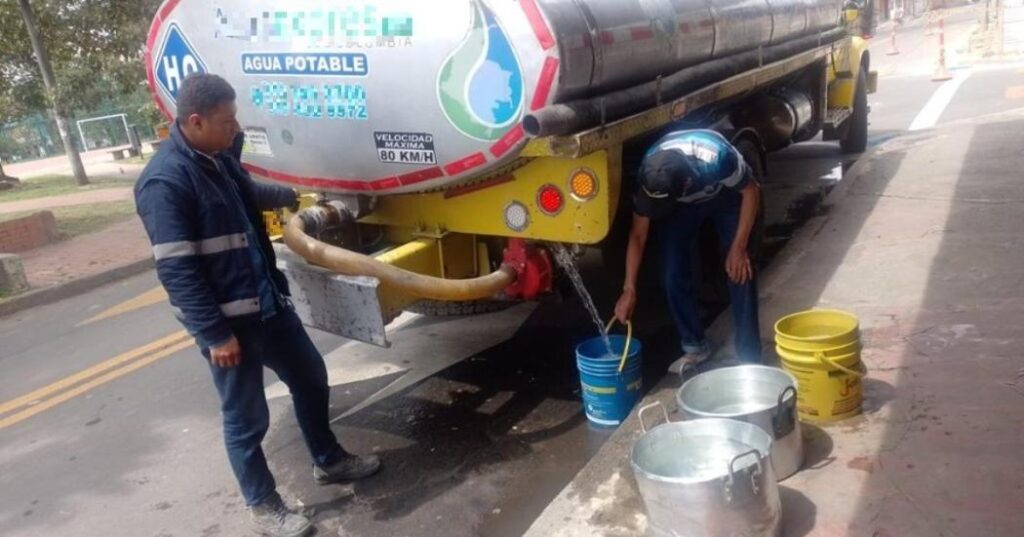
[0, 113, 157, 165]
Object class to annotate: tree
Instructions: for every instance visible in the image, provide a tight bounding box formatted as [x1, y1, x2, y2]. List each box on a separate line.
[0, 3, 45, 180]
[1, 0, 164, 184]
[15, 0, 88, 185]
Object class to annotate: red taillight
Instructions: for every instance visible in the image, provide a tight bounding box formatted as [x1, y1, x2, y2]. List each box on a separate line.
[537, 184, 564, 216]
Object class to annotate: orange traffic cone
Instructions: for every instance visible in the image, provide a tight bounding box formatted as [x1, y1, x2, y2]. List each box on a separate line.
[887, 23, 900, 55]
[932, 18, 953, 81]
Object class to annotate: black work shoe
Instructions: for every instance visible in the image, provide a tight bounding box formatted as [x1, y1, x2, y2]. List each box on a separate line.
[249, 492, 312, 537]
[313, 453, 382, 485]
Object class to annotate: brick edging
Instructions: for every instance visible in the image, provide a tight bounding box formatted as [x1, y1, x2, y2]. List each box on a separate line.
[0, 257, 155, 318]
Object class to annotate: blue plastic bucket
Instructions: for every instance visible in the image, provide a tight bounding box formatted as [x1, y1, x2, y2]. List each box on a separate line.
[576, 334, 644, 427]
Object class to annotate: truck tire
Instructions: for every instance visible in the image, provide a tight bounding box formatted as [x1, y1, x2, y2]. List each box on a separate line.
[405, 298, 516, 317]
[840, 66, 869, 154]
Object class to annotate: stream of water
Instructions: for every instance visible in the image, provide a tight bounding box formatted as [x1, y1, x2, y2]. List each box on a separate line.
[550, 244, 614, 357]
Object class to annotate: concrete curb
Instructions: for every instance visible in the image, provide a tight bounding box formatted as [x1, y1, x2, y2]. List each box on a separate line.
[0, 257, 154, 319]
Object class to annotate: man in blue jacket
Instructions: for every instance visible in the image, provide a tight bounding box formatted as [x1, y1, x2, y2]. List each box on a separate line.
[614, 129, 762, 370]
[135, 74, 379, 537]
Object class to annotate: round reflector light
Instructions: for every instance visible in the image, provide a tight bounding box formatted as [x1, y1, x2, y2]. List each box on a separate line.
[569, 169, 599, 201]
[504, 201, 530, 232]
[537, 184, 564, 216]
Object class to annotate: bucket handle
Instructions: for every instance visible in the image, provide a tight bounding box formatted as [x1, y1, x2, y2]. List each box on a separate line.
[637, 401, 669, 433]
[605, 317, 634, 374]
[724, 449, 763, 502]
[772, 386, 798, 439]
[816, 351, 865, 378]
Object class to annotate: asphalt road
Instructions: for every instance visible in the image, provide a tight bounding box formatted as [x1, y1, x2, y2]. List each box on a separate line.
[2, 16, 1022, 537]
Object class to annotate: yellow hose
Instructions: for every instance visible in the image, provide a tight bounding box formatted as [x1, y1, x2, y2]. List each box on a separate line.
[283, 211, 516, 302]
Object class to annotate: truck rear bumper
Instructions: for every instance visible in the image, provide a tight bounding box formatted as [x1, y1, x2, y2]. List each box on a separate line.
[276, 245, 392, 347]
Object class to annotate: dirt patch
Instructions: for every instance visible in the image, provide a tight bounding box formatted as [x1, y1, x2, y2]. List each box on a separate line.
[846, 455, 876, 473]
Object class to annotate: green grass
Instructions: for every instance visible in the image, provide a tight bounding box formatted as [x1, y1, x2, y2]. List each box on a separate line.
[0, 200, 137, 241]
[0, 174, 137, 203]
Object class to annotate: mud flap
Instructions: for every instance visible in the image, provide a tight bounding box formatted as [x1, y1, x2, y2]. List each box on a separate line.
[275, 245, 391, 347]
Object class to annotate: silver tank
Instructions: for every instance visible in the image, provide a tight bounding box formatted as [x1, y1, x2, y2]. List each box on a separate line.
[545, 0, 843, 99]
[146, 0, 841, 195]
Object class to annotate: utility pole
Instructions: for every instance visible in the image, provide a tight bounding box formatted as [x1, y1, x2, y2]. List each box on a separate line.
[15, 0, 89, 186]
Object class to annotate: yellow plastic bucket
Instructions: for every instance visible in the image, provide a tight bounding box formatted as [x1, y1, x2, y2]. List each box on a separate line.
[775, 346, 863, 423]
[774, 309, 859, 352]
[774, 309, 864, 423]
[776, 337, 861, 358]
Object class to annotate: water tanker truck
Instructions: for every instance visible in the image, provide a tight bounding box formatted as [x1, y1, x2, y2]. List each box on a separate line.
[146, 0, 876, 345]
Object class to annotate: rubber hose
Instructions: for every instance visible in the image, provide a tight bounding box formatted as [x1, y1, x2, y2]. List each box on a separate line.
[284, 211, 517, 302]
[525, 27, 848, 137]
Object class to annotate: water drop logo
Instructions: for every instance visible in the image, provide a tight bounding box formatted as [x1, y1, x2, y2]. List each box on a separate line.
[438, 1, 524, 141]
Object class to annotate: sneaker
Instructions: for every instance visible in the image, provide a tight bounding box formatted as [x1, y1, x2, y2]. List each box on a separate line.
[668, 348, 712, 376]
[249, 492, 313, 537]
[313, 453, 382, 485]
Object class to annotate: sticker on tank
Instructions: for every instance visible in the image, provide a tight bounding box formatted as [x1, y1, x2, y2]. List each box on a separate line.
[154, 23, 207, 100]
[215, 5, 414, 47]
[437, 0, 524, 142]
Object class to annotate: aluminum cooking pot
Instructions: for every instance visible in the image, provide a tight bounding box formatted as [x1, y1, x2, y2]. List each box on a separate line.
[630, 403, 782, 537]
[677, 365, 803, 480]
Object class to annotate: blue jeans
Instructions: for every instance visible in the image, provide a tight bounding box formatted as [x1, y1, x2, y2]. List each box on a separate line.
[204, 308, 344, 506]
[660, 190, 762, 363]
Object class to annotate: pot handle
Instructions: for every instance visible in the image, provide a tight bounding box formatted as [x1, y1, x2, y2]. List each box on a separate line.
[772, 386, 798, 438]
[637, 401, 669, 433]
[724, 449, 763, 502]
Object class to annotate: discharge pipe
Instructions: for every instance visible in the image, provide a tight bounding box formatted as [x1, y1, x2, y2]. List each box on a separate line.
[284, 203, 517, 302]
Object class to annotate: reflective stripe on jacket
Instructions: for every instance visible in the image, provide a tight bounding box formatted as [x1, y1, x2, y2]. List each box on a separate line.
[135, 123, 295, 348]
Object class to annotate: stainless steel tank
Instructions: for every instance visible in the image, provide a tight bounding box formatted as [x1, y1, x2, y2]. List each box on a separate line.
[146, 0, 842, 195]
[543, 0, 841, 100]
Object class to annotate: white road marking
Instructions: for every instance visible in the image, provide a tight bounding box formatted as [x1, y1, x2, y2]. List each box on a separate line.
[908, 69, 972, 131]
[263, 305, 538, 420]
[823, 164, 844, 182]
[331, 304, 536, 420]
[264, 312, 421, 400]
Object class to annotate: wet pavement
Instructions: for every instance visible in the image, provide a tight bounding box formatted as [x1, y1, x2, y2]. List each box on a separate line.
[294, 140, 864, 536]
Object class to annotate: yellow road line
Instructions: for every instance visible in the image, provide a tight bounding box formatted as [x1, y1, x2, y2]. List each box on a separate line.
[0, 338, 195, 430]
[0, 330, 189, 416]
[78, 286, 169, 327]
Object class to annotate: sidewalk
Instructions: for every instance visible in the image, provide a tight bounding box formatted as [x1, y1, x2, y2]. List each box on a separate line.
[0, 164, 153, 315]
[0, 188, 133, 215]
[870, 5, 979, 77]
[0, 218, 152, 316]
[4, 146, 147, 180]
[18, 218, 150, 289]
[1003, 1, 1024, 55]
[526, 108, 1024, 536]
